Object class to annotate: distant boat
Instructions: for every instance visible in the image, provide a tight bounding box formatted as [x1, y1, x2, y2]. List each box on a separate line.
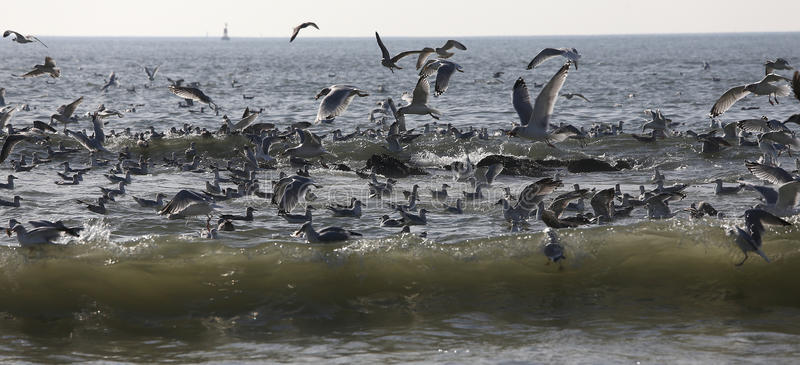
[221, 23, 230, 41]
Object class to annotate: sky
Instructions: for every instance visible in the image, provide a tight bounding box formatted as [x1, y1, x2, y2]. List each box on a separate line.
[1, 0, 799, 38]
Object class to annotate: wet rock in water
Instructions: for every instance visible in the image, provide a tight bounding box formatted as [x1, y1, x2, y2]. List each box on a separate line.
[476, 155, 551, 177]
[566, 158, 619, 173]
[477, 155, 634, 175]
[329, 163, 351, 172]
[366, 154, 427, 178]
[613, 159, 635, 170]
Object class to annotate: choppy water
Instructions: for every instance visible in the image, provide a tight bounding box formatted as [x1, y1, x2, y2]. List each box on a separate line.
[1, 34, 800, 363]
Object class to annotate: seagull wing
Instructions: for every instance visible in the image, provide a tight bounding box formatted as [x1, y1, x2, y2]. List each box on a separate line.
[591, 188, 616, 218]
[159, 190, 211, 216]
[744, 208, 791, 242]
[434, 61, 460, 96]
[745, 161, 795, 184]
[548, 190, 583, 217]
[411, 76, 431, 106]
[526, 48, 566, 69]
[415, 48, 435, 70]
[64, 129, 94, 152]
[233, 112, 259, 131]
[375, 32, 391, 60]
[530, 62, 570, 130]
[390, 50, 424, 64]
[792, 71, 800, 102]
[290, 25, 302, 42]
[736, 118, 774, 133]
[418, 59, 442, 78]
[20, 68, 46, 78]
[747, 185, 779, 205]
[316, 87, 354, 122]
[441, 39, 467, 51]
[574, 93, 590, 102]
[776, 181, 800, 212]
[0, 134, 27, 163]
[92, 116, 105, 145]
[3, 30, 23, 39]
[516, 178, 560, 212]
[29, 36, 47, 48]
[44, 57, 56, 68]
[710, 85, 749, 117]
[763, 73, 791, 84]
[512, 78, 534, 126]
[58, 96, 84, 117]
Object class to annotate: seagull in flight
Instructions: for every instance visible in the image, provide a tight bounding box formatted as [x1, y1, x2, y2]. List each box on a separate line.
[290, 22, 319, 42]
[527, 48, 581, 70]
[419, 59, 464, 96]
[710, 74, 791, 117]
[144, 66, 159, 81]
[168, 85, 217, 110]
[3, 30, 47, 48]
[375, 32, 429, 73]
[18, 57, 60, 78]
[396, 76, 441, 120]
[509, 62, 582, 145]
[765, 58, 793, 75]
[314, 85, 369, 123]
[562, 93, 590, 102]
[434, 40, 467, 58]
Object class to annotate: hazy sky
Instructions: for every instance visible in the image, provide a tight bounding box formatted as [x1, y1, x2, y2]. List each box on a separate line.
[2, 0, 799, 38]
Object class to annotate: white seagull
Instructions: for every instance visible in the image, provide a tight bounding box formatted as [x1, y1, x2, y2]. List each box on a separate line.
[710, 74, 791, 117]
[314, 85, 369, 124]
[509, 62, 581, 145]
[419, 59, 464, 96]
[396, 76, 441, 120]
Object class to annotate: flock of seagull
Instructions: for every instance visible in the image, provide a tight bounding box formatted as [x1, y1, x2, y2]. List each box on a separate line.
[1, 26, 800, 267]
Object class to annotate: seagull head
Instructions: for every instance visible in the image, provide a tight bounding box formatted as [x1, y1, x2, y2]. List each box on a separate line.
[315, 88, 331, 100]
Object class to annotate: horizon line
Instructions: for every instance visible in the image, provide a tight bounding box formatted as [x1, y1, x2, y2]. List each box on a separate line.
[28, 30, 800, 39]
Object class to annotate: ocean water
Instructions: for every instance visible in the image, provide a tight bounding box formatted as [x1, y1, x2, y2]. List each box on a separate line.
[0, 33, 799, 363]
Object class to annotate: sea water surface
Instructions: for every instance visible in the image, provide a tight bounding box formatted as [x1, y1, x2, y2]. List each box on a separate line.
[0, 34, 799, 363]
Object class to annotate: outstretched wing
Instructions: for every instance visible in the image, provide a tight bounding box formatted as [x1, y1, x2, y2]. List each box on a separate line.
[411, 76, 431, 106]
[415, 48, 435, 70]
[745, 161, 795, 184]
[30, 36, 47, 48]
[390, 50, 423, 64]
[434, 61, 460, 96]
[574, 93, 590, 102]
[440, 39, 467, 51]
[590, 188, 616, 219]
[316, 87, 354, 122]
[512, 78, 533, 126]
[375, 32, 391, 60]
[710, 85, 749, 117]
[744, 208, 791, 242]
[0, 134, 27, 164]
[58, 96, 84, 117]
[526, 48, 566, 70]
[792, 71, 800, 102]
[530, 62, 570, 130]
[3, 30, 23, 39]
[776, 181, 800, 212]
